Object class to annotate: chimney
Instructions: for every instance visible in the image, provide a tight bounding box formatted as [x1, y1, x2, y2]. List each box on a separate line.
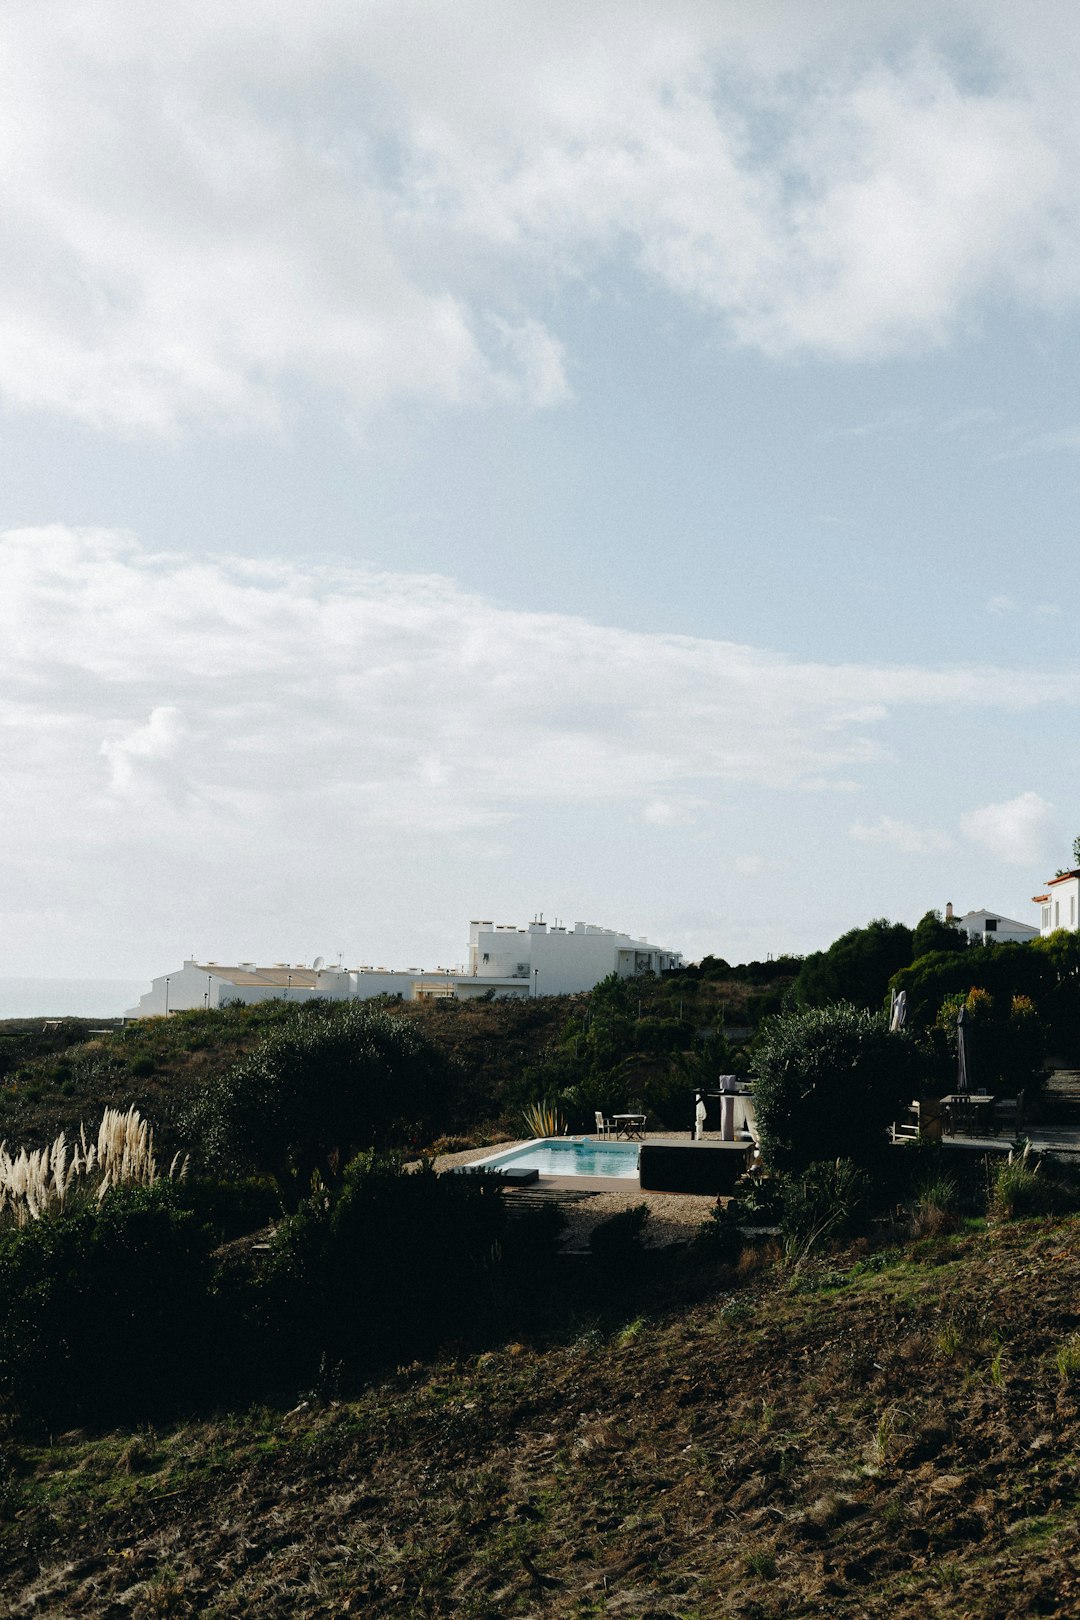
[945, 902, 954, 921]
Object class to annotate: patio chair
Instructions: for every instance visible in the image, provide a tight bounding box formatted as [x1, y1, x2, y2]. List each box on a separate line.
[594, 1110, 611, 1138]
[993, 1090, 1025, 1135]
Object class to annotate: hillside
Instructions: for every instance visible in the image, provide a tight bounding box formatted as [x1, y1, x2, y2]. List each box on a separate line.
[0, 966, 795, 1157]
[2, 1215, 1078, 1616]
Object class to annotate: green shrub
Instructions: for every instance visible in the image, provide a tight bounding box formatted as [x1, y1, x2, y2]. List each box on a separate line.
[779, 1159, 870, 1254]
[912, 1171, 960, 1236]
[987, 1144, 1075, 1220]
[0, 1182, 213, 1426]
[257, 1155, 508, 1382]
[589, 1204, 650, 1273]
[178, 1176, 280, 1243]
[187, 1004, 455, 1207]
[753, 1003, 920, 1174]
[691, 1203, 743, 1268]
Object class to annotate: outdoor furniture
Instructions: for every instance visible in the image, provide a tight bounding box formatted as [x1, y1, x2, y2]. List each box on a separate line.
[992, 1090, 1025, 1135]
[892, 1097, 944, 1145]
[594, 1110, 611, 1138]
[941, 1093, 995, 1137]
[611, 1112, 647, 1139]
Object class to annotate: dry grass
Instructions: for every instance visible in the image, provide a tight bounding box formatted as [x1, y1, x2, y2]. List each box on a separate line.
[0, 1105, 187, 1226]
[5, 1215, 1080, 1617]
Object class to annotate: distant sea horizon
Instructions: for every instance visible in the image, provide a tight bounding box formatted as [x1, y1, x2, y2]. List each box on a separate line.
[0, 978, 147, 1019]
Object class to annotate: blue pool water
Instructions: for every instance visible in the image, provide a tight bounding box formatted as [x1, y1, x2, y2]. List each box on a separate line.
[469, 1138, 640, 1179]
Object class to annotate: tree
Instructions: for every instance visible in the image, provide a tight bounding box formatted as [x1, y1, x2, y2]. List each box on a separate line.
[190, 1004, 453, 1206]
[794, 918, 914, 1012]
[890, 941, 1049, 1033]
[753, 1003, 921, 1173]
[912, 909, 967, 960]
[1073, 834, 1080, 870]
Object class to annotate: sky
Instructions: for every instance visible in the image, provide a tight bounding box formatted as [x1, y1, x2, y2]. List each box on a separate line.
[4, 0, 1080, 987]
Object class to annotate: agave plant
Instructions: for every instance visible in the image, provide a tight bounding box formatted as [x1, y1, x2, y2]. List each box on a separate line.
[520, 1098, 565, 1139]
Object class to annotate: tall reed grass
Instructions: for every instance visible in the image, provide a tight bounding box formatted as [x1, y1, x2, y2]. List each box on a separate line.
[0, 1106, 186, 1226]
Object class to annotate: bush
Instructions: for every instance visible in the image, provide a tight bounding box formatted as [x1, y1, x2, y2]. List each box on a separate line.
[987, 1144, 1078, 1221]
[910, 1170, 960, 1237]
[178, 1175, 280, 1243]
[188, 1004, 455, 1207]
[0, 1183, 213, 1426]
[256, 1155, 509, 1383]
[589, 1204, 650, 1277]
[779, 1159, 870, 1253]
[691, 1203, 743, 1268]
[753, 1003, 921, 1174]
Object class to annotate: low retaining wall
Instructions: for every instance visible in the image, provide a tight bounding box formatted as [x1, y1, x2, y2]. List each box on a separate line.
[639, 1141, 753, 1196]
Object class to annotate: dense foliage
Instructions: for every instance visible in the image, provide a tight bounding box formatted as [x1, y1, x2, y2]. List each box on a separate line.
[253, 1154, 510, 1383]
[911, 907, 968, 959]
[187, 1003, 455, 1205]
[794, 918, 914, 1011]
[0, 1182, 212, 1426]
[753, 1002, 921, 1172]
[891, 928, 1080, 1072]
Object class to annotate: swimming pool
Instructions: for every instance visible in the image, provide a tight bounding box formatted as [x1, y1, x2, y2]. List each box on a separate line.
[467, 1137, 641, 1179]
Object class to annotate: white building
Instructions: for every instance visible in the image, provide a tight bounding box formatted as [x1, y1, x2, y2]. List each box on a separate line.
[125, 918, 683, 1017]
[947, 905, 1039, 946]
[463, 918, 682, 997]
[1033, 871, 1080, 936]
[125, 960, 421, 1018]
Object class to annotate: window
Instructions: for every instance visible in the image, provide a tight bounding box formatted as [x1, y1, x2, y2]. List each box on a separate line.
[1043, 906, 1052, 929]
[1056, 901, 1060, 927]
[1072, 896, 1077, 928]
[984, 918, 998, 932]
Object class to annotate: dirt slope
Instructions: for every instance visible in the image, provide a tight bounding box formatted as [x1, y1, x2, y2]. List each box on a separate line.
[3, 1217, 1080, 1617]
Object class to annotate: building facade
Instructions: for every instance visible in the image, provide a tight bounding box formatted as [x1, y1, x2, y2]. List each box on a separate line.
[1033, 871, 1080, 936]
[949, 906, 1039, 946]
[125, 918, 683, 1017]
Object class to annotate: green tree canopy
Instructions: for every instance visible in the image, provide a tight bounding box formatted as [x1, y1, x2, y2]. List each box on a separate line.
[752, 1003, 921, 1173]
[793, 918, 914, 1011]
[912, 908, 967, 960]
[889, 941, 1049, 1032]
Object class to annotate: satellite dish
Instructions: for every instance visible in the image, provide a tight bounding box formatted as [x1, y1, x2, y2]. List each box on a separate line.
[312, 955, 325, 971]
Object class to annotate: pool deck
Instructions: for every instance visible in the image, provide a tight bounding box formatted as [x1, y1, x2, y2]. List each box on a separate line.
[434, 1134, 726, 1248]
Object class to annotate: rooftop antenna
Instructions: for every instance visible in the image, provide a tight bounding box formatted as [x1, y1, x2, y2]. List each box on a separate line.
[312, 955, 325, 971]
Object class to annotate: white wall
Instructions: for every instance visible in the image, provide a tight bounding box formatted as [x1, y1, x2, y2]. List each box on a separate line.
[957, 909, 1039, 946]
[1040, 877, 1080, 936]
[465, 919, 682, 996]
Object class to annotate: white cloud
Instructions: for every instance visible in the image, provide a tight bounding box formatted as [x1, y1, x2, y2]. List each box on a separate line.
[959, 791, 1059, 866]
[100, 705, 192, 801]
[1, 524, 1076, 848]
[3, 5, 1080, 431]
[2, 524, 1079, 959]
[849, 816, 952, 855]
[3, 522, 1080, 972]
[642, 796, 707, 828]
